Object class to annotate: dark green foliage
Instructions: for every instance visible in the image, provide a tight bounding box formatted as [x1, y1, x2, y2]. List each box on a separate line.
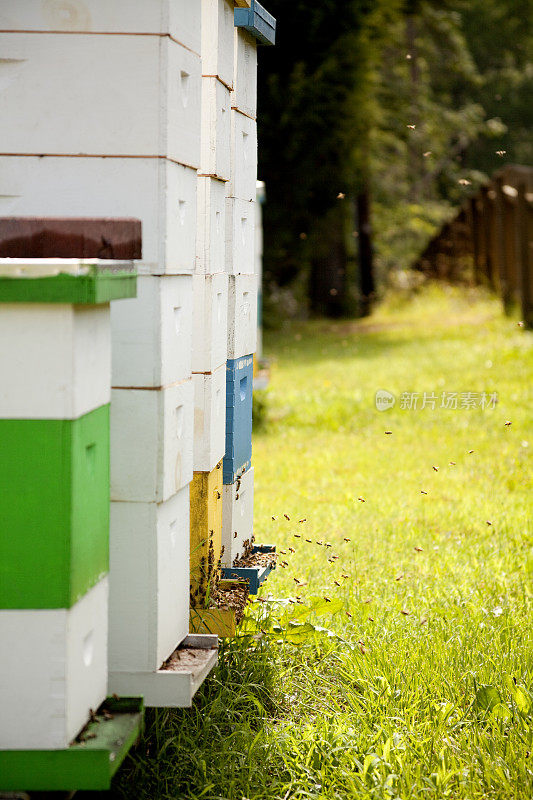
[258, 0, 532, 318]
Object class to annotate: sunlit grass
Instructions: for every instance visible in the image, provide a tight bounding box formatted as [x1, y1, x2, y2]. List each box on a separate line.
[108, 283, 532, 800]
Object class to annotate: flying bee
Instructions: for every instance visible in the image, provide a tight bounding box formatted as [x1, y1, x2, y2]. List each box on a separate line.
[468, 450, 474, 454]
[316, 540, 324, 546]
[305, 538, 312, 543]
[325, 543, 332, 548]
[504, 421, 512, 426]
[343, 537, 350, 542]
[433, 466, 439, 472]
[396, 574, 404, 581]
[334, 580, 341, 587]
[486, 520, 492, 526]
[368, 617, 374, 622]
[346, 611, 353, 618]
[420, 490, 428, 495]
[323, 596, 331, 602]
[449, 461, 456, 466]
[414, 546, 423, 552]
[385, 431, 392, 435]
[284, 514, 290, 520]
[342, 574, 350, 579]
[298, 518, 307, 523]
[293, 577, 301, 583]
[233, 531, 238, 538]
[358, 497, 365, 503]
[294, 533, 301, 538]
[272, 516, 277, 520]
[288, 547, 295, 553]
[401, 609, 410, 616]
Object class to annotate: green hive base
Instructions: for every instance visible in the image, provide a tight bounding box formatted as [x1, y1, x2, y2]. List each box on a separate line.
[0, 697, 143, 792]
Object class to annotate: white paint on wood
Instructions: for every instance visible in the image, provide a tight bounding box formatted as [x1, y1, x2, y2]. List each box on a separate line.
[0, 304, 110, 419]
[0, 156, 198, 275]
[227, 273, 258, 359]
[0, 0, 202, 53]
[232, 28, 257, 118]
[111, 381, 194, 503]
[200, 76, 231, 181]
[195, 176, 226, 274]
[225, 197, 255, 274]
[109, 645, 217, 708]
[0, 578, 108, 750]
[112, 275, 192, 389]
[229, 110, 257, 202]
[201, 0, 235, 88]
[192, 272, 228, 373]
[193, 364, 226, 472]
[109, 487, 190, 673]
[221, 466, 254, 566]
[0, 34, 201, 167]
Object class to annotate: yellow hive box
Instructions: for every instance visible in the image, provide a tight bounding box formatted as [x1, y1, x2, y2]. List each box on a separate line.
[190, 461, 223, 606]
[189, 608, 237, 638]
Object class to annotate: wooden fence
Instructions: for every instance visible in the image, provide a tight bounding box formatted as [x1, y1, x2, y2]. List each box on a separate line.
[413, 165, 533, 328]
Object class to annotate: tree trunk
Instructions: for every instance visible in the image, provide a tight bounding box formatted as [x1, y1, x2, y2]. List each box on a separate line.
[356, 188, 375, 317]
[309, 209, 347, 317]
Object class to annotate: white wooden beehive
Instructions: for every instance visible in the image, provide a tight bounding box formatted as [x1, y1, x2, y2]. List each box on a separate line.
[192, 273, 228, 373]
[0, 301, 110, 420]
[110, 381, 194, 503]
[193, 364, 226, 472]
[232, 27, 257, 119]
[200, 77, 231, 181]
[201, 0, 235, 89]
[0, 34, 201, 167]
[225, 197, 256, 274]
[227, 273, 258, 359]
[0, 155, 198, 275]
[196, 176, 227, 274]
[229, 110, 258, 203]
[112, 275, 193, 389]
[108, 487, 190, 674]
[0, 0, 202, 53]
[221, 466, 254, 566]
[0, 577, 108, 750]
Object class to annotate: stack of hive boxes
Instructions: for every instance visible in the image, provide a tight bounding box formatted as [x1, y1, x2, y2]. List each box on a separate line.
[221, 16, 259, 569]
[0, 0, 266, 706]
[0, 262, 135, 753]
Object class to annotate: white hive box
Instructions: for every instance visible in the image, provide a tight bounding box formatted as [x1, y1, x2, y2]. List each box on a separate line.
[0, 300, 109, 419]
[225, 198, 255, 274]
[201, 0, 235, 89]
[0, 0, 202, 53]
[192, 273, 228, 373]
[0, 577, 108, 750]
[232, 28, 257, 119]
[0, 156, 197, 275]
[221, 466, 254, 566]
[112, 275, 192, 389]
[200, 77, 231, 181]
[0, 34, 201, 167]
[196, 176, 227, 274]
[229, 110, 258, 202]
[227, 273, 258, 359]
[109, 487, 190, 673]
[193, 364, 226, 472]
[111, 381, 194, 503]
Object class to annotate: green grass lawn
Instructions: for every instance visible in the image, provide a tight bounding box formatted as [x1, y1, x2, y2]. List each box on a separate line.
[111, 284, 532, 800]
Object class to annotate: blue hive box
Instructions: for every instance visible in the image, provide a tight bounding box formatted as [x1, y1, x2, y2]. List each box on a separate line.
[223, 355, 253, 484]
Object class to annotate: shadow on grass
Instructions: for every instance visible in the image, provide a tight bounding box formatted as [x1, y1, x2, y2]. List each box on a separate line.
[78, 637, 286, 800]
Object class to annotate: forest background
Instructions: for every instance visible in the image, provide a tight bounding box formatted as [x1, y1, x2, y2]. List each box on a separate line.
[257, 0, 533, 320]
